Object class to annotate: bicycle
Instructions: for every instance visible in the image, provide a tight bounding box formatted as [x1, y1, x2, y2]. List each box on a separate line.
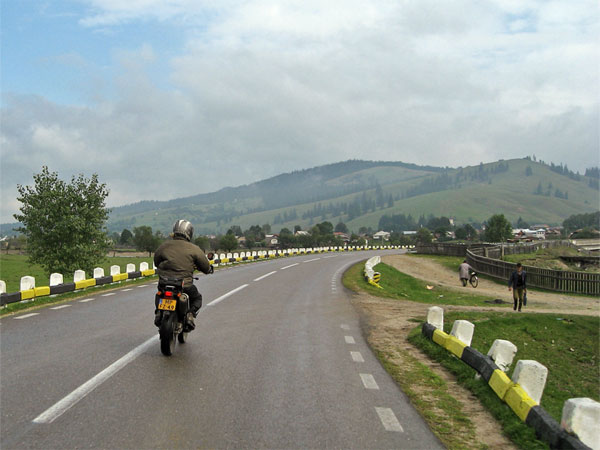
[469, 271, 478, 288]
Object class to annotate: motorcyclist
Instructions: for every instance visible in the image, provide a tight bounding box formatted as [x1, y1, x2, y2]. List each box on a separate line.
[153, 219, 213, 330]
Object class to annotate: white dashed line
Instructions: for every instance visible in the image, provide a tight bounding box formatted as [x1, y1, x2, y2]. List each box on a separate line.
[323, 255, 337, 259]
[375, 407, 404, 432]
[340, 324, 350, 330]
[207, 284, 249, 307]
[303, 258, 320, 263]
[254, 271, 277, 282]
[136, 285, 148, 288]
[50, 305, 71, 310]
[345, 336, 356, 344]
[351, 351, 365, 362]
[14, 313, 39, 320]
[101, 293, 115, 297]
[79, 298, 95, 303]
[281, 263, 298, 270]
[122, 288, 133, 292]
[360, 373, 380, 390]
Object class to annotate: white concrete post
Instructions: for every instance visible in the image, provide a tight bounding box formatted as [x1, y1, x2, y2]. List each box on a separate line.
[219, 253, 226, 260]
[233, 253, 239, 259]
[126, 263, 135, 273]
[561, 398, 600, 450]
[0, 280, 6, 294]
[20, 276, 35, 291]
[139, 262, 149, 271]
[226, 253, 233, 259]
[110, 265, 120, 276]
[450, 320, 474, 346]
[487, 339, 518, 372]
[74, 270, 86, 282]
[512, 360, 548, 404]
[50, 273, 64, 286]
[426, 306, 444, 331]
[93, 268, 104, 278]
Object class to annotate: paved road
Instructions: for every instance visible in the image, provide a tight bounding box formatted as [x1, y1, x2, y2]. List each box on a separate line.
[1, 251, 443, 449]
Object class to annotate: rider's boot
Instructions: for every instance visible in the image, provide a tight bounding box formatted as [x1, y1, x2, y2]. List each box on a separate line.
[184, 311, 196, 331]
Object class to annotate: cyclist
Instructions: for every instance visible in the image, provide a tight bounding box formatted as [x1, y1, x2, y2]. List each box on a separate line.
[153, 219, 213, 330]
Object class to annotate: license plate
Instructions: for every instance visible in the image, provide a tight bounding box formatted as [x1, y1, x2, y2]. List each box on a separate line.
[158, 298, 177, 311]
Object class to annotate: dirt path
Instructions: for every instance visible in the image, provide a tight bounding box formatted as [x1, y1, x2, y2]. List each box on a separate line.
[351, 254, 599, 449]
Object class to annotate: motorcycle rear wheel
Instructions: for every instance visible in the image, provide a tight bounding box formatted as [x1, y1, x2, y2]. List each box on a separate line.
[159, 313, 177, 356]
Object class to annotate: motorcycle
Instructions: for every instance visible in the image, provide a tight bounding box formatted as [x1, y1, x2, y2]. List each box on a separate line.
[155, 276, 194, 356]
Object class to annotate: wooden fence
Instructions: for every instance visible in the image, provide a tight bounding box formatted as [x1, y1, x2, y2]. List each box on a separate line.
[416, 242, 600, 296]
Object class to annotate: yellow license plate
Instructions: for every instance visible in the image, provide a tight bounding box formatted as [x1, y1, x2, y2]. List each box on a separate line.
[158, 298, 177, 311]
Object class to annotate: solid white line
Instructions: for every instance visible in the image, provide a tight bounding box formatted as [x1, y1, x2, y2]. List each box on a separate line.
[360, 373, 380, 390]
[345, 336, 356, 344]
[375, 407, 404, 432]
[33, 335, 158, 424]
[303, 258, 321, 263]
[253, 271, 277, 282]
[14, 313, 39, 320]
[280, 263, 298, 270]
[351, 351, 364, 362]
[50, 305, 71, 310]
[207, 284, 249, 307]
[101, 293, 115, 297]
[79, 298, 95, 303]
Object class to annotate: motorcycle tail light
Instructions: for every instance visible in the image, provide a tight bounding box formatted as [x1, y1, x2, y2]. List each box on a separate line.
[164, 291, 173, 298]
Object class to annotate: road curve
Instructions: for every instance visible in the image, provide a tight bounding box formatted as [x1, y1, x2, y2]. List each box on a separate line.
[1, 250, 443, 449]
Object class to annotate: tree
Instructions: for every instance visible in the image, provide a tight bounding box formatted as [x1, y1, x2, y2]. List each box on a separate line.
[120, 229, 133, 245]
[219, 233, 238, 252]
[335, 222, 348, 233]
[133, 226, 162, 256]
[485, 214, 513, 242]
[415, 228, 433, 244]
[14, 166, 110, 275]
[194, 236, 210, 251]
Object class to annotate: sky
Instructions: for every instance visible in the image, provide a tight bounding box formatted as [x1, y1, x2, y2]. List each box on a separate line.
[1, 0, 599, 223]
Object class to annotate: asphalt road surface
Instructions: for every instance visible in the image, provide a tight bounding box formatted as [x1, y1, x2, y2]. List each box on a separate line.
[1, 251, 444, 449]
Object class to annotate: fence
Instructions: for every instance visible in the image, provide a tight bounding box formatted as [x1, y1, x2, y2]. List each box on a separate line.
[416, 242, 600, 296]
[423, 306, 598, 450]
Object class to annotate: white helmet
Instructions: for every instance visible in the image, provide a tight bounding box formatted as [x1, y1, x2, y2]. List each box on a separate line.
[173, 219, 194, 241]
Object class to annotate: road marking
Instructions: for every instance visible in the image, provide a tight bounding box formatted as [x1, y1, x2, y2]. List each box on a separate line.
[136, 285, 148, 288]
[101, 293, 115, 297]
[303, 258, 320, 263]
[340, 324, 350, 330]
[351, 351, 364, 362]
[323, 255, 337, 259]
[207, 284, 249, 307]
[345, 336, 356, 344]
[360, 373, 380, 390]
[375, 407, 404, 432]
[253, 271, 277, 282]
[122, 288, 133, 292]
[280, 263, 298, 270]
[14, 313, 39, 320]
[79, 298, 95, 303]
[33, 335, 157, 424]
[50, 305, 71, 310]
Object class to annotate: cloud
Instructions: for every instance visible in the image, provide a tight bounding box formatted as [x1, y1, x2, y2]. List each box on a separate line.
[1, 0, 598, 223]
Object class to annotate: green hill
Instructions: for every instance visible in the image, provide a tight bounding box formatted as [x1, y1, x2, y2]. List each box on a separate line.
[106, 158, 599, 234]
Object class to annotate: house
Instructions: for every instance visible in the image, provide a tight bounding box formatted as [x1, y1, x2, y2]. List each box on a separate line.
[334, 232, 350, 243]
[295, 230, 310, 237]
[373, 231, 391, 241]
[265, 234, 279, 248]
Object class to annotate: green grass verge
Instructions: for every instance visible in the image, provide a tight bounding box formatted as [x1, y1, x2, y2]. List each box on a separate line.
[0, 253, 155, 293]
[343, 260, 509, 307]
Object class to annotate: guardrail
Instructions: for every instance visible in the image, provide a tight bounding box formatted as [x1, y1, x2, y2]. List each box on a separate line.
[0, 244, 409, 307]
[422, 306, 597, 450]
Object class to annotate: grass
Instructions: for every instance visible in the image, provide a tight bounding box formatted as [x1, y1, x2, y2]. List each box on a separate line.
[344, 259, 600, 450]
[502, 246, 599, 272]
[409, 312, 599, 449]
[343, 260, 510, 308]
[0, 253, 155, 293]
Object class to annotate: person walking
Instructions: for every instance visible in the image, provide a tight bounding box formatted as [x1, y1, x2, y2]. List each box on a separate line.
[458, 260, 473, 287]
[508, 263, 527, 311]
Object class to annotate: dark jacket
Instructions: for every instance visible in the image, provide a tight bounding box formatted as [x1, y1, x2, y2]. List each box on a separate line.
[153, 236, 211, 284]
[508, 269, 527, 289]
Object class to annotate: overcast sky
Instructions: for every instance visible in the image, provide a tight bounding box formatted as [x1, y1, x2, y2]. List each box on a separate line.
[1, 0, 598, 223]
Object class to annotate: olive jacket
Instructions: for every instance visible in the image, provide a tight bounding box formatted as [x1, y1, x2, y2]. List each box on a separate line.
[153, 236, 211, 285]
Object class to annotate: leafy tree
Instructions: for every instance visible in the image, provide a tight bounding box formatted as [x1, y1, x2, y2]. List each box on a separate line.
[133, 226, 162, 256]
[415, 228, 433, 244]
[228, 225, 243, 237]
[335, 222, 348, 233]
[515, 217, 529, 229]
[563, 212, 600, 234]
[194, 236, 210, 251]
[485, 214, 513, 242]
[454, 227, 467, 240]
[120, 229, 133, 245]
[14, 166, 110, 275]
[219, 233, 238, 252]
